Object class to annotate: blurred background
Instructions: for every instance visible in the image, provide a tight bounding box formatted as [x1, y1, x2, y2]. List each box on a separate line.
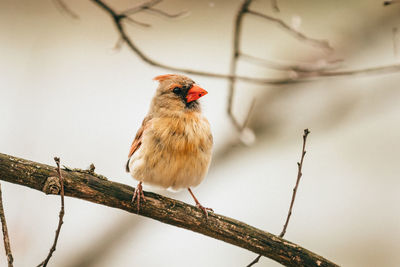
[1, 0, 400, 266]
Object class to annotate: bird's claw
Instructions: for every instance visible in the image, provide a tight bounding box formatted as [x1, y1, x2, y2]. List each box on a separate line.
[196, 203, 213, 219]
[132, 182, 146, 213]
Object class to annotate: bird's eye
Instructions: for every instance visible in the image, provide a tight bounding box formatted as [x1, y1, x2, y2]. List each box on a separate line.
[173, 87, 181, 95]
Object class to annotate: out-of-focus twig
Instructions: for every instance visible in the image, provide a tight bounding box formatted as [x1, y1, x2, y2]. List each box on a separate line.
[383, 0, 400, 6]
[307, 64, 400, 78]
[37, 157, 65, 267]
[122, 0, 161, 16]
[240, 53, 342, 73]
[91, 0, 400, 85]
[144, 7, 189, 18]
[0, 183, 13, 267]
[227, 0, 254, 132]
[247, 10, 333, 52]
[280, 128, 310, 238]
[125, 17, 151, 27]
[90, 0, 299, 85]
[271, 0, 280, 12]
[53, 0, 79, 19]
[393, 27, 399, 59]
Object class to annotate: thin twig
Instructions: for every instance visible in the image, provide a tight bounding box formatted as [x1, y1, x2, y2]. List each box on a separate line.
[37, 157, 65, 267]
[91, 0, 400, 85]
[280, 128, 310, 238]
[0, 183, 13, 267]
[0, 153, 338, 267]
[125, 17, 151, 27]
[242, 98, 256, 129]
[53, 0, 79, 19]
[90, 0, 299, 85]
[247, 255, 261, 267]
[227, 0, 254, 131]
[383, 0, 400, 6]
[145, 8, 189, 18]
[393, 27, 399, 59]
[240, 53, 342, 73]
[247, 10, 333, 52]
[122, 0, 162, 16]
[271, 0, 280, 12]
[248, 129, 311, 266]
[308, 64, 400, 78]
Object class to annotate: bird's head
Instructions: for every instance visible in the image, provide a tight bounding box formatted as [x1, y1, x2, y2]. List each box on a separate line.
[151, 74, 208, 114]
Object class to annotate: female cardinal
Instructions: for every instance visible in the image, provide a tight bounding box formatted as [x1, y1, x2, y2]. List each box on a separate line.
[126, 74, 213, 217]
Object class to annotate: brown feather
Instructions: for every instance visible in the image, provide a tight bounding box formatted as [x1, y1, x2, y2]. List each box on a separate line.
[153, 74, 176, 82]
[126, 116, 151, 172]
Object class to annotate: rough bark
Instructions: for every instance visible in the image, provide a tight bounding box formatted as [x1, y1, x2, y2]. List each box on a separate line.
[0, 153, 338, 267]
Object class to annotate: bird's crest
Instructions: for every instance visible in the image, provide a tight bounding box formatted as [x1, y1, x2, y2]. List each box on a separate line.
[153, 74, 176, 82]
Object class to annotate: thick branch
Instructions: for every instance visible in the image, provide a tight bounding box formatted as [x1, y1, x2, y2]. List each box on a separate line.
[0, 153, 338, 267]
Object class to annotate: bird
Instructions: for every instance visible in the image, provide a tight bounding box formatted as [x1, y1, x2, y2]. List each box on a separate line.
[126, 74, 213, 217]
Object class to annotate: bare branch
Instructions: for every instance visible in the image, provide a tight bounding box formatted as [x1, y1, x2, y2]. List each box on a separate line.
[393, 27, 399, 59]
[37, 157, 65, 267]
[0, 183, 13, 267]
[242, 98, 256, 130]
[125, 17, 151, 28]
[227, 0, 254, 131]
[247, 255, 262, 267]
[240, 53, 343, 73]
[53, 0, 79, 19]
[383, 0, 400, 6]
[90, 0, 400, 86]
[90, 0, 300, 85]
[0, 152, 338, 267]
[279, 129, 310, 238]
[271, 0, 280, 12]
[146, 7, 189, 18]
[307, 64, 400, 78]
[122, 0, 162, 16]
[247, 10, 333, 52]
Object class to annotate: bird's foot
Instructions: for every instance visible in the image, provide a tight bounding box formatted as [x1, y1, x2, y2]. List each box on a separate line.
[195, 203, 213, 219]
[187, 188, 213, 218]
[132, 181, 146, 213]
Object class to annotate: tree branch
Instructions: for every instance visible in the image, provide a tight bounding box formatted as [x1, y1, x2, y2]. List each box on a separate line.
[247, 10, 333, 52]
[90, 0, 400, 88]
[227, 0, 254, 131]
[90, 0, 300, 85]
[0, 152, 338, 267]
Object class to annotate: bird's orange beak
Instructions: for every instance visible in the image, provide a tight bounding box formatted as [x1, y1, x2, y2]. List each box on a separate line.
[186, 84, 208, 103]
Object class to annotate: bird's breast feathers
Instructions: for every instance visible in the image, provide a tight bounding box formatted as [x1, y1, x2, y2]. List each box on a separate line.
[129, 112, 213, 190]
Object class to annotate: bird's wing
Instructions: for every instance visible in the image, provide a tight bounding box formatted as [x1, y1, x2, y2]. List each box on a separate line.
[126, 116, 152, 172]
